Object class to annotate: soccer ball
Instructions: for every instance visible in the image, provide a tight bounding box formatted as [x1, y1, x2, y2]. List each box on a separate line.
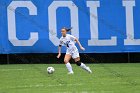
[47, 67, 55, 74]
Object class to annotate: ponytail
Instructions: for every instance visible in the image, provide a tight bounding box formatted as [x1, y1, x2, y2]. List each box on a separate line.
[63, 27, 72, 32]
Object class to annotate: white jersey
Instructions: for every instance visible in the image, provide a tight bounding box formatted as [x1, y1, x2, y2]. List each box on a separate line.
[59, 34, 79, 58]
[59, 34, 76, 49]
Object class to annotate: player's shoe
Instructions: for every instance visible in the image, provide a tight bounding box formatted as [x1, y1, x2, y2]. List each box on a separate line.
[86, 67, 92, 73]
[68, 72, 74, 75]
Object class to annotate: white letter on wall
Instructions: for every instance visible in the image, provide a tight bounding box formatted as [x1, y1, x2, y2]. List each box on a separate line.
[48, 1, 79, 46]
[7, 1, 38, 46]
[123, 0, 140, 45]
[87, 1, 117, 46]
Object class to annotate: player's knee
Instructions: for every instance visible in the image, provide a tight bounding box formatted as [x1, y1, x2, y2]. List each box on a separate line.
[64, 60, 69, 64]
[76, 61, 81, 66]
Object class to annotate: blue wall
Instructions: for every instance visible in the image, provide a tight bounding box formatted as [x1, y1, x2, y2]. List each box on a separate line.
[0, 0, 140, 54]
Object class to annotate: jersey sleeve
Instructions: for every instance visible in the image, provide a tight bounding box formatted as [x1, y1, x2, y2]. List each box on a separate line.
[69, 35, 76, 41]
[59, 39, 63, 46]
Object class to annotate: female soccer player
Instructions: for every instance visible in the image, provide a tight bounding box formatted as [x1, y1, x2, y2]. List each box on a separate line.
[57, 27, 92, 74]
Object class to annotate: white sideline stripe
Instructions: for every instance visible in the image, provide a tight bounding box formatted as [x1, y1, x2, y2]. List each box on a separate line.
[0, 83, 83, 89]
[0, 69, 27, 71]
[53, 91, 114, 93]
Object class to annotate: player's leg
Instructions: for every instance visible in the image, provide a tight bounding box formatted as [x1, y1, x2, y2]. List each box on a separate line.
[64, 54, 74, 74]
[73, 51, 92, 73]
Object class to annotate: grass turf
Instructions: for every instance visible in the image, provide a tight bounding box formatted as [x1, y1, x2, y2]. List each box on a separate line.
[0, 63, 140, 93]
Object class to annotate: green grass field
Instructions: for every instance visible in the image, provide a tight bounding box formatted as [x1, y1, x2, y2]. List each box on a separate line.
[0, 63, 140, 93]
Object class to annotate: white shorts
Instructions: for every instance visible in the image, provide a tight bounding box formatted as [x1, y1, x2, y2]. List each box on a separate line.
[66, 47, 79, 59]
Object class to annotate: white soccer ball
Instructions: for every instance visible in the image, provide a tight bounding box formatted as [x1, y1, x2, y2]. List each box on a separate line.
[47, 67, 55, 74]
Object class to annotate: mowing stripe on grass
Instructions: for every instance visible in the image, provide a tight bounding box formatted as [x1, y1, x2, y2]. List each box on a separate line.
[0, 83, 83, 90]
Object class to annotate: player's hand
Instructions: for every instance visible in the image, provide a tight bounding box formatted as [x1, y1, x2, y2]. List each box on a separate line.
[57, 53, 61, 58]
[80, 46, 85, 51]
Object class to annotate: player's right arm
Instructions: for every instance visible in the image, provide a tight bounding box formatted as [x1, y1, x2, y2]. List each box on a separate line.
[57, 45, 62, 58]
[57, 39, 62, 58]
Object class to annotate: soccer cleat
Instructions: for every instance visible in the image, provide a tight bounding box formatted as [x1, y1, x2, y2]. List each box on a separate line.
[86, 67, 92, 73]
[67, 72, 74, 75]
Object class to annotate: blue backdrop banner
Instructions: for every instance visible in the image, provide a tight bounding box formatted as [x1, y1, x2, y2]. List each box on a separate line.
[0, 0, 140, 54]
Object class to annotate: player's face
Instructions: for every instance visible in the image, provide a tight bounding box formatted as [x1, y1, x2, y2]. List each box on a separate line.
[61, 29, 67, 37]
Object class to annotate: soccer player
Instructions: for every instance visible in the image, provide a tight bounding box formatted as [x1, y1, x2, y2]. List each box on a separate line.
[57, 27, 92, 74]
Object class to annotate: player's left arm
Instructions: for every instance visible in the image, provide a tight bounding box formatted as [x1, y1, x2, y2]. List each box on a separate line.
[75, 38, 85, 51]
[70, 35, 85, 51]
